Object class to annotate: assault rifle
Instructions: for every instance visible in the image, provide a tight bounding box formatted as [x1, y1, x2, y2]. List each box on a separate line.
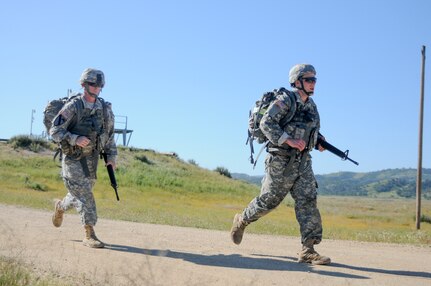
[101, 152, 120, 201]
[316, 133, 359, 165]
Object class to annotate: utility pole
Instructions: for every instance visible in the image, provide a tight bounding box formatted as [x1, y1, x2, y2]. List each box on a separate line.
[416, 45, 426, 230]
[30, 109, 36, 137]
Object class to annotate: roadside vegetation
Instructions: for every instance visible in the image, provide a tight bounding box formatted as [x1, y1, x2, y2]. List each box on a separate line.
[0, 256, 70, 286]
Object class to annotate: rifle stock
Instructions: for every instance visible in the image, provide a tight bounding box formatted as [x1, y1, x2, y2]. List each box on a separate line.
[316, 135, 359, 166]
[101, 152, 120, 201]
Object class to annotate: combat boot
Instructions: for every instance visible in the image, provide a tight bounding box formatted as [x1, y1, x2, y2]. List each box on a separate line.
[298, 240, 331, 265]
[83, 225, 105, 248]
[230, 213, 248, 245]
[52, 199, 64, 227]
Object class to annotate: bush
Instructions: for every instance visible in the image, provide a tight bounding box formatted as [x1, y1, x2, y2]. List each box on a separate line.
[214, 166, 231, 178]
[421, 214, 431, 224]
[135, 155, 153, 165]
[9, 135, 51, 151]
[24, 177, 47, 192]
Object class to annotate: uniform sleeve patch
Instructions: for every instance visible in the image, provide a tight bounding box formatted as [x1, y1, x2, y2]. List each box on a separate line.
[275, 100, 287, 109]
[268, 100, 285, 117]
[60, 109, 72, 120]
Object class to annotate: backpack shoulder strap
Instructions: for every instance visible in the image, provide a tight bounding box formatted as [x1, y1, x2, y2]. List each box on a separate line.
[69, 94, 84, 126]
[278, 88, 297, 127]
[97, 97, 109, 127]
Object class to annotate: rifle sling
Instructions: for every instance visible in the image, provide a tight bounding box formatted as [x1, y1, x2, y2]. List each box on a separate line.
[79, 157, 91, 178]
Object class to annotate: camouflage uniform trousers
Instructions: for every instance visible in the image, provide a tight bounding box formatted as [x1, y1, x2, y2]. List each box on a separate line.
[59, 153, 99, 226]
[242, 152, 323, 244]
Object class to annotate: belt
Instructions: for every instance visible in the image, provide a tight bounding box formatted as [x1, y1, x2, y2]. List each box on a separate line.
[267, 147, 298, 157]
[268, 146, 310, 171]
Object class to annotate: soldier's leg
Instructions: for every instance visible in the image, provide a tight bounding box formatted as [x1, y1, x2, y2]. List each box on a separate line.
[291, 163, 330, 264]
[243, 154, 296, 222]
[52, 179, 88, 228]
[62, 177, 97, 226]
[231, 154, 296, 244]
[63, 177, 103, 247]
[290, 164, 322, 244]
[59, 156, 97, 225]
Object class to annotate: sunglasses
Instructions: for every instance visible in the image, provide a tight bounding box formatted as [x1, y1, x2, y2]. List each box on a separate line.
[87, 82, 103, 88]
[301, 77, 317, 83]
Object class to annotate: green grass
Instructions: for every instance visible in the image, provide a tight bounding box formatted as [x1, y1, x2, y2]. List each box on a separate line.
[0, 139, 430, 246]
[0, 256, 72, 286]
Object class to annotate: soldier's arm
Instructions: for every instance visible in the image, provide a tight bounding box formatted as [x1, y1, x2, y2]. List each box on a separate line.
[49, 102, 80, 145]
[260, 97, 293, 146]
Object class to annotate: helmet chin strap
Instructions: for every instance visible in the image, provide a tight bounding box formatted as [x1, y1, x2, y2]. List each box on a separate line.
[298, 80, 314, 96]
[84, 83, 101, 98]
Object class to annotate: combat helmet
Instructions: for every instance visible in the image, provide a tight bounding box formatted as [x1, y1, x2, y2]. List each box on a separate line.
[80, 68, 105, 88]
[289, 64, 316, 87]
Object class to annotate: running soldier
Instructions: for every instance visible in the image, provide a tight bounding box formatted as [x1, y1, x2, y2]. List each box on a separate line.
[231, 64, 331, 265]
[51, 68, 117, 248]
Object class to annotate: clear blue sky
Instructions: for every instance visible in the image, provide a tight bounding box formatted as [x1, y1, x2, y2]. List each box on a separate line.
[1, 0, 430, 176]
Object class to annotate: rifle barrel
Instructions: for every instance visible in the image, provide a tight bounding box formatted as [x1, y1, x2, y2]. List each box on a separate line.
[102, 153, 120, 201]
[347, 157, 359, 166]
[318, 138, 359, 166]
[107, 164, 120, 201]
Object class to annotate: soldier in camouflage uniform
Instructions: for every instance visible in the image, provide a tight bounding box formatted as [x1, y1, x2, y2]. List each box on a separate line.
[231, 64, 331, 265]
[50, 68, 117, 248]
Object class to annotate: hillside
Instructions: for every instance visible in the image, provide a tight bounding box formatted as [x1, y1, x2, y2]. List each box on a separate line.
[0, 137, 260, 230]
[4, 136, 429, 201]
[1, 136, 431, 246]
[233, 169, 431, 199]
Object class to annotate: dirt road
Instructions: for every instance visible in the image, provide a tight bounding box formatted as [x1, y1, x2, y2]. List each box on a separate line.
[0, 204, 430, 286]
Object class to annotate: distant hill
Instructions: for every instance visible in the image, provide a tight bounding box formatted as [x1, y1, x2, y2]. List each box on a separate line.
[231, 173, 263, 186]
[232, 168, 431, 199]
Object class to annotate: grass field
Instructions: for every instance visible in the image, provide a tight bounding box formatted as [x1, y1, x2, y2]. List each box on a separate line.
[0, 140, 430, 245]
[1, 138, 430, 285]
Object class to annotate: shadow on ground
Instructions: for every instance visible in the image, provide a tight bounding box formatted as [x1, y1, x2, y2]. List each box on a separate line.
[104, 243, 372, 279]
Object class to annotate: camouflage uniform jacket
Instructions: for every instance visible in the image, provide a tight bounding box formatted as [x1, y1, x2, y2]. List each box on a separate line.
[50, 95, 117, 164]
[260, 90, 320, 154]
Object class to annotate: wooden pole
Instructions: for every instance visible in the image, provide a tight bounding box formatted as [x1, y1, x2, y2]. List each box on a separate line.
[416, 46, 426, 230]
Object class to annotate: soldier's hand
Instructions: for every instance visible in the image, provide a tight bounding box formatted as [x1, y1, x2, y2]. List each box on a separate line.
[285, 138, 306, 151]
[76, 136, 90, 147]
[317, 135, 326, 152]
[106, 161, 116, 171]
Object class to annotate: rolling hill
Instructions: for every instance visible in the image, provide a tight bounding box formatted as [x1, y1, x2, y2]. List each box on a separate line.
[232, 168, 431, 199]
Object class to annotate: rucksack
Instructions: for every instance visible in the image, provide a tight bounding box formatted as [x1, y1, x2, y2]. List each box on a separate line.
[43, 93, 109, 139]
[43, 92, 109, 161]
[246, 87, 297, 168]
[43, 92, 83, 138]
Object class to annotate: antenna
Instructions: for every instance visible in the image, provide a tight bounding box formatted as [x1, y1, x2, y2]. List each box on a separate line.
[30, 109, 35, 137]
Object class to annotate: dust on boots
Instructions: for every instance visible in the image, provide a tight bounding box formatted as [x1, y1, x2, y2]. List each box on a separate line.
[52, 199, 64, 228]
[83, 225, 105, 248]
[298, 240, 331, 265]
[230, 213, 249, 245]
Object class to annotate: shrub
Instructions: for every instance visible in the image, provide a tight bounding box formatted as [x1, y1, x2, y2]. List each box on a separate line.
[9, 135, 51, 151]
[214, 166, 231, 178]
[24, 177, 47, 192]
[135, 155, 153, 165]
[420, 214, 431, 224]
